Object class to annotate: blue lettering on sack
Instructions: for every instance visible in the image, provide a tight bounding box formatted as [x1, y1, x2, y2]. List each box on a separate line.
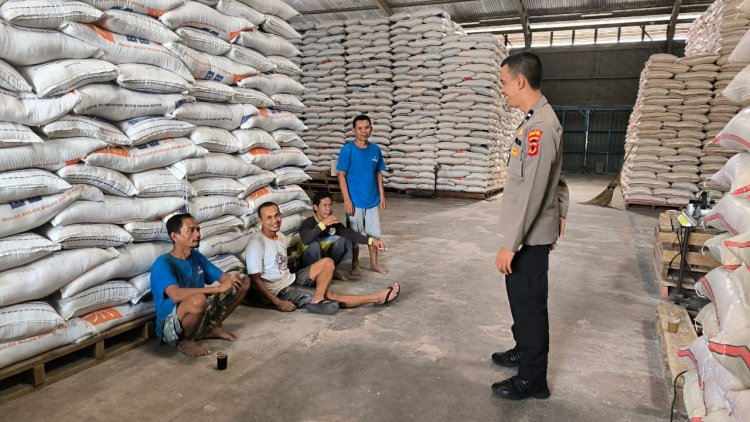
[138, 38, 149, 44]
[240, 115, 250, 124]
[126, 35, 137, 42]
[136, 141, 161, 150]
[198, 28, 220, 37]
[204, 71, 215, 80]
[175, 99, 187, 108]
[213, 74, 224, 82]
[27, 196, 42, 204]
[9, 199, 25, 209]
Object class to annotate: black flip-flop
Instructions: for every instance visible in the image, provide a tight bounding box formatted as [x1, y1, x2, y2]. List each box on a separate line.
[305, 300, 339, 315]
[376, 283, 400, 307]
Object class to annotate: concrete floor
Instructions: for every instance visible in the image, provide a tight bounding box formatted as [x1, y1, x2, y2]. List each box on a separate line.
[1, 175, 670, 421]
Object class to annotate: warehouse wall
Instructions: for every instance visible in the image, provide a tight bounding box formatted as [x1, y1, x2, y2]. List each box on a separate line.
[512, 41, 686, 106]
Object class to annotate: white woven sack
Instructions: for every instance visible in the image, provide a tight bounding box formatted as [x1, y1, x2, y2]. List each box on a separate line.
[260, 15, 300, 40]
[0, 169, 71, 203]
[0, 301, 65, 342]
[198, 229, 253, 257]
[129, 168, 194, 197]
[0, 0, 101, 29]
[17, 59, 117, 97]
[39, 223, 133, 249]
[116, 63, 190, 94]
[708, 327, 750, 389]
[169, 153, 259, 180]
[0, 233, 60, 272]
[724, 64, 750, 105]
[0, 137, 106, 173]
[0, 318, 93, 369]
[215, 0, 265, 26]
[705, 193, 750, 235]
[241, 108, 306, 131]
[246, 184, 308, 213]
[679, 335, 745, 411]
[271, 130, 305, 148]
[191, 177, 246, 197]
[231, 29, 300, 57]
[0, 122, 41, 148]
[159, 2, 251, 41]
[57, 164, 138, 197]
[266, 55, 301, 76]
[189, 127, 241, 153]
[117, 116, 195, 145]
[81, 300, 153, 333]
[241, 147, 310, 170]
[164, 42, 256, 85]
[51, 195, 186, 226]
[189, 80, 235, 102]
[74, 83, 193, 120]
[232, 128, 279, 151]
[238, 74, 304, 95]
[84, 138, 205, 173]
[60, 23, 193, 81]
[208, 252, 246, 273]
[97, 9, 180, 43]
[61, 241, 171, 298]
[273, 167, 310, 186]
[169, 103, 257, 130]
[226, 44, 276, 72]
[0, 247, 118, 306]
[0, 20, 100, 66]
[0, 88, 80, 126]
[125, 273, 152, 304]
[53, 280, 138, 320]
[270, 94, 304, 113]
[235, 0, 296, 20]
[122, 221, 169, 242]
[175, 27, 232, 56]
[726, 390, 750, 419]
[41, 115, 129, 146]
[188, 195, 250, 222]
[0, 58, 31, 92]
[236, 170, 275, 197]
[199, 214, 243, 238]
[711, 106, 750, 153]
[79, 0, 185, 16]
[710, 153, 750, 196]
[230, 87, 275, 107]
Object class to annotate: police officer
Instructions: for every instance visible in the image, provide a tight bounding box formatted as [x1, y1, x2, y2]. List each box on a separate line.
[491, 51, 569, 400]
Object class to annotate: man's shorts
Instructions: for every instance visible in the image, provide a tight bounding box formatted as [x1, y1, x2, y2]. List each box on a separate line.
[276, 266, 316, 308]
[346, 205, 381, 239]
[162, 290, 235, 347]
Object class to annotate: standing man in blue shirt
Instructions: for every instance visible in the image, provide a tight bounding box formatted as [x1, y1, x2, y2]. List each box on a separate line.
[337, 114, 388, 276]
[150, 213, 250, 358]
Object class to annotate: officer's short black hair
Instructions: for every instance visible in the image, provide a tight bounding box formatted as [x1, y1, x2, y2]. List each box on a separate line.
[501, 51, 543, 91]
[166, 213, 194, 242]
[352, 114, 371, 128]
[257, 201, 279, 218]
[313, 191, 333, 207]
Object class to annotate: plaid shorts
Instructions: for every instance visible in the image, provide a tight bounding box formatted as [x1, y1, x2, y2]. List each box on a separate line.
[162, 290, 235, 347]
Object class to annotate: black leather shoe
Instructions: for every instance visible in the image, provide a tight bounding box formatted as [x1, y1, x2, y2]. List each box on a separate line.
[492, 377, 550, 400]
[491, 348, 523, 368]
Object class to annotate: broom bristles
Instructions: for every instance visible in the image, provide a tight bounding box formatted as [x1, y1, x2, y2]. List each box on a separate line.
[580, 185, 616, 206]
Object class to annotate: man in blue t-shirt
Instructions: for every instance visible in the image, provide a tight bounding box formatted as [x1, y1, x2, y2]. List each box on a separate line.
[336, 114, 388, 276]
[150, 213, 249, 357]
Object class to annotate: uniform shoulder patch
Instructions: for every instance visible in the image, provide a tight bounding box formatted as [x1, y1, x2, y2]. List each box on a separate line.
[527, 129, 542, 157]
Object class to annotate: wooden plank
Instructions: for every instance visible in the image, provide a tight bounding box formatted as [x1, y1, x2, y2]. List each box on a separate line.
[656, 230, 717, 249]
[656, 302, 697, 388]
[659, 211, 674, 233]
[661, 250, 721, 274]
[32, 365, 44, 387]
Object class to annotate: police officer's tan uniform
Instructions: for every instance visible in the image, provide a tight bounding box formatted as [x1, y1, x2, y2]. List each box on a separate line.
[497, 95, 569, 387]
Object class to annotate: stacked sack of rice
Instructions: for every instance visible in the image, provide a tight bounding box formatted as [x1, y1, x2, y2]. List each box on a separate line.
[685, 0, 748, 59]
[387, 9, 459, 191]
[437, 33, 521, 194]
[344, 17, 393, 184]
[294, 21, 347, 175]
[0, 0, 311, 370]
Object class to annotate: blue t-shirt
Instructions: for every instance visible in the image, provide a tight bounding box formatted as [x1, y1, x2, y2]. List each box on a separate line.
[336, 141, 386, 209]
[150, 250, 223, 337]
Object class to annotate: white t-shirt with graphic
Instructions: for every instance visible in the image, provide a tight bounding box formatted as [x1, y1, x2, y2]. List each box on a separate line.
[245, 231, 295, 295]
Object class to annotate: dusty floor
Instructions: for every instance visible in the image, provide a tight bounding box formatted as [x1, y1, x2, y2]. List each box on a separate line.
[1, 175, 670, 421]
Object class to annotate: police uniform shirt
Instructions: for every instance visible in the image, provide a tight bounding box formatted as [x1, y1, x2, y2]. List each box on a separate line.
[498, 95, 570, 252]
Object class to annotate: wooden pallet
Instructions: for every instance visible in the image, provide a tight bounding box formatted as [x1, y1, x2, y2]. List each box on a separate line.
[653, 210, 721, 279]
[656, 302, 698, 415]
[388, 187, 503, 200]
[300, 173, 342, 202]
[0, 316, 154, 404]
[625, 199, 682, 210]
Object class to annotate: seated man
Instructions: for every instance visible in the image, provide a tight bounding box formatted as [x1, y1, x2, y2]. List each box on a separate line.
[245, 201, 399, 315]
[298, 191, 385, 281]
[150, 213, 250, 357]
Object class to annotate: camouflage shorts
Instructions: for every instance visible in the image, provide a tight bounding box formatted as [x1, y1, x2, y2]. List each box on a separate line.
[162, 290, 235, 347]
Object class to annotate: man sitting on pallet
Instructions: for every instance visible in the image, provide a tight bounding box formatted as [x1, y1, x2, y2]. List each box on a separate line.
[245, 202, 399, 315]
[298, 191, 386, 281]
[150, 213, 250, 358]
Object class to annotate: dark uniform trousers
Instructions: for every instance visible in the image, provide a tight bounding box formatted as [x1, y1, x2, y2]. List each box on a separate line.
[505, 244, 550, 385]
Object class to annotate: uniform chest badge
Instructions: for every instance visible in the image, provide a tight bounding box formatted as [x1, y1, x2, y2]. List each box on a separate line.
[511, 146, 519, 157]
[527, 129, 542, 157]
[328, 228, 336, 236]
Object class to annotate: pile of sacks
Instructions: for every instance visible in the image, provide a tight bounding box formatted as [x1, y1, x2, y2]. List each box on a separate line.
[345, 17, 393, 182]
[685, 0, 749, 58]
[387, 9, 459, 191]
[0, 0, 311, 370]
[294, 21, 346, 175]
[437, 33, 521, 193]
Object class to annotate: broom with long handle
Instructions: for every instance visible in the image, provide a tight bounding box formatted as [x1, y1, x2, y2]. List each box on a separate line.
[580, 145, 634, 207]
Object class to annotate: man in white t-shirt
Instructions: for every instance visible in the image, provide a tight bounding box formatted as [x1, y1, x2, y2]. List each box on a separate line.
[245, 202, 400, 314]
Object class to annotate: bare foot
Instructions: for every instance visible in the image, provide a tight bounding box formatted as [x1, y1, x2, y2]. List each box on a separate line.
[333, 269, 349, 281]
[371, 263, 389, 274]
[377, 283, 400, 305]
[350, 264, 363, 277]
[204, 325, 237, 342]
[178, 340, 211, 357]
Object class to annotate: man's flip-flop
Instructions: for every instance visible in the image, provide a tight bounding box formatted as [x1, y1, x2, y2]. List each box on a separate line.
[376, 283, 400, 306]
[305, 300, 339, 315]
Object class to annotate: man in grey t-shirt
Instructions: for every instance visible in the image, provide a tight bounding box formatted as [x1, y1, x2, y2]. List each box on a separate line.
[245, 202, 400, 314]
